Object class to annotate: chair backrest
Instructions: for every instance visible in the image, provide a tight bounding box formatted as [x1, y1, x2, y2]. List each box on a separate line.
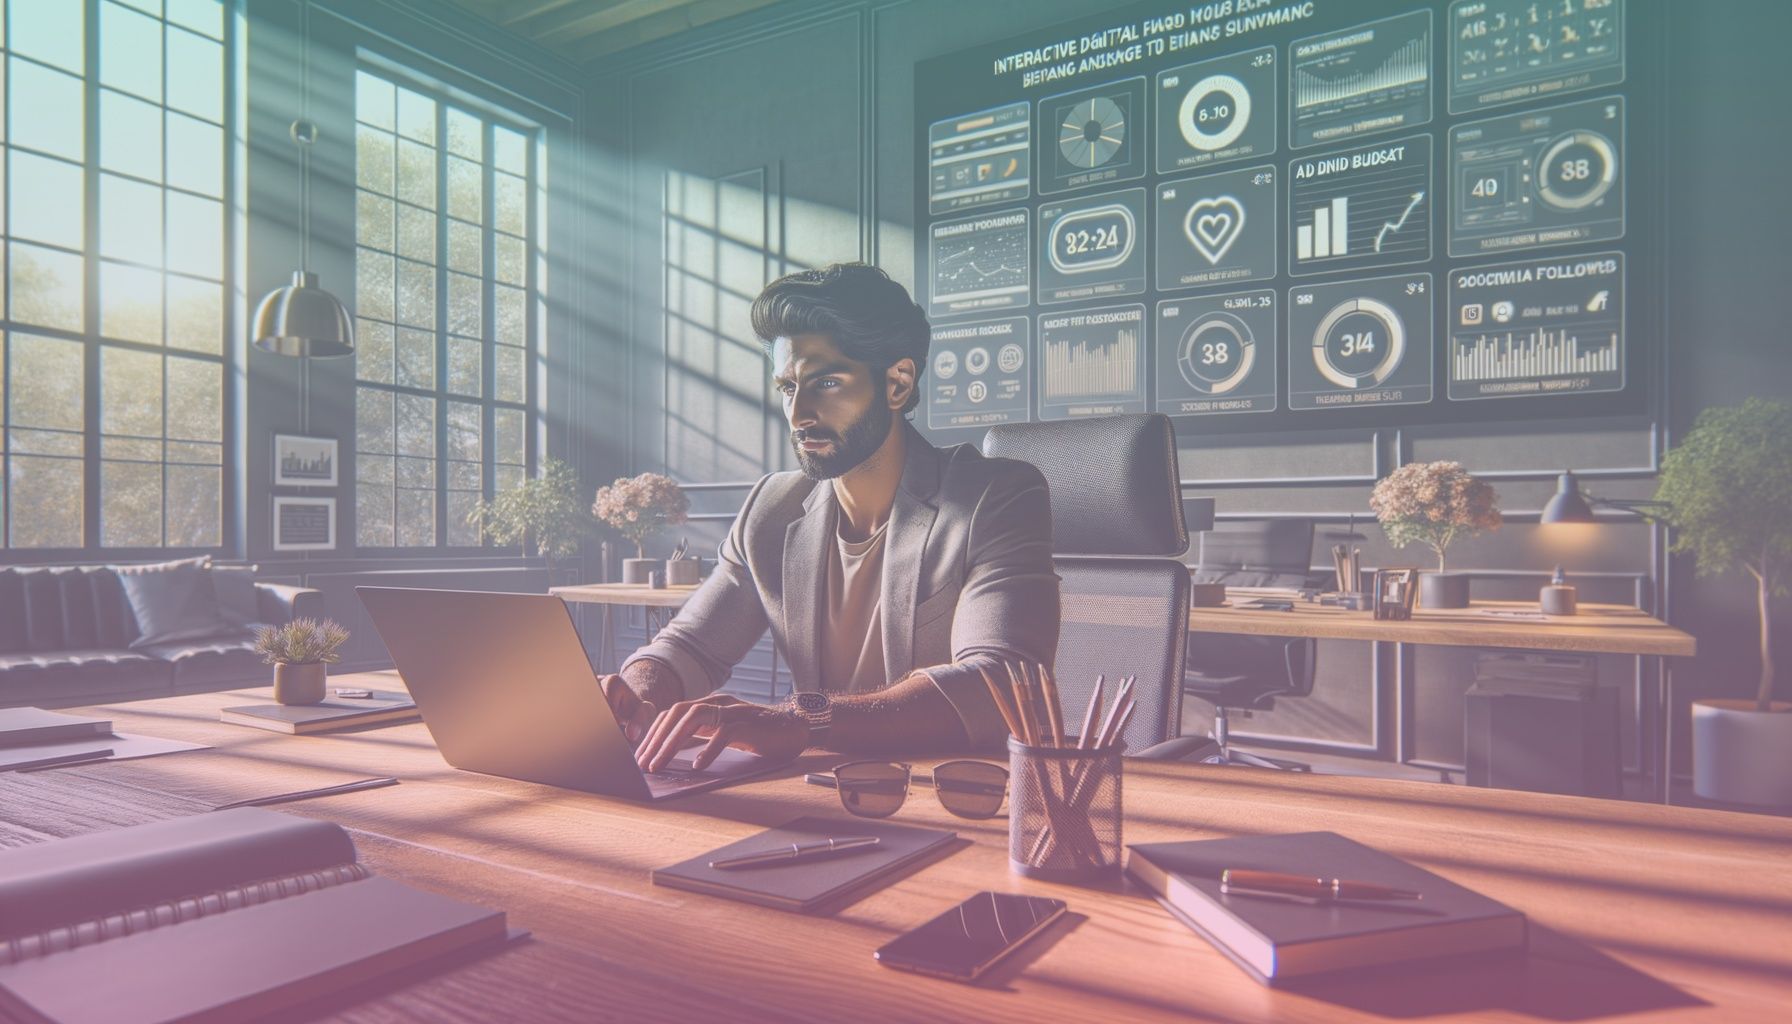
[1186, 518, 1319, 706]
[983, 414, 1189, 750]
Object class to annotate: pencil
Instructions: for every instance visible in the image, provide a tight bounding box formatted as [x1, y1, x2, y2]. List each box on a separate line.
[1038, 665, 1067, 748]
[977, 665, 1025, 741]
[1077, 675, 1105, 750]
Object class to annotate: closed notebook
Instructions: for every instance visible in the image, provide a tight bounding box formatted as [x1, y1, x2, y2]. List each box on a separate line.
[0, 708, 111, 748]
[220, 691, 419, 734]
[653, 816, 956, 913]
[0, 808, 513, 1024]
[1126, 831, 1525, 985]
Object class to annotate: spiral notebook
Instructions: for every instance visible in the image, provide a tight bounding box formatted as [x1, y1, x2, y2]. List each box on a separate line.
[0, 808, 515, 1024]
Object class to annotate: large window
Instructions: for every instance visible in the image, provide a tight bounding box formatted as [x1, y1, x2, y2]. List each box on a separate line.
[1, 0, 230, 551]
[353, 67, 536, 549]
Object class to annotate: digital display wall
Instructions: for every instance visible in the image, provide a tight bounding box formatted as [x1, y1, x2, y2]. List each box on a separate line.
[913, 0, 1653, 434]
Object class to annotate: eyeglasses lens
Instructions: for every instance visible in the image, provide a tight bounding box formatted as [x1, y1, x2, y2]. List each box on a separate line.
[833, 762, 909, 818]
[931, 760, 1008, 819]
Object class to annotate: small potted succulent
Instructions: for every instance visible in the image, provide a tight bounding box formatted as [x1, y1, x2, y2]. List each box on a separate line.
[1369, 461, 1502, 609]
[1654, 398, 1792, 806]
[254, 618, 350, 705]
[592, 472, 690, 584]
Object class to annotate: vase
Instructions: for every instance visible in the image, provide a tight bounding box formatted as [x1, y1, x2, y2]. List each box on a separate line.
[622, 558, 660, 585]
[1419, 572, 1471, 609]
[1692, 699, 1792, 806]
[274, 662, 327, 706]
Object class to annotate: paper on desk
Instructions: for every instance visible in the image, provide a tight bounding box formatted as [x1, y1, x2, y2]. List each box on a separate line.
[0, 731, 207, 770]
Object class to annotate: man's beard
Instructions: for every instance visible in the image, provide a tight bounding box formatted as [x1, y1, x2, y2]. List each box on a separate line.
[791, 401, 893, 479]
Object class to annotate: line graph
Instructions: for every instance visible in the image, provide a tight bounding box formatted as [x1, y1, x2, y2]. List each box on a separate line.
[1374, 192, 1425, 252]
[1290, 135, 1430, 275]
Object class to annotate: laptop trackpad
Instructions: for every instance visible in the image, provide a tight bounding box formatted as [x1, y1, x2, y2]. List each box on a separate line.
[662, 745, 765, 777]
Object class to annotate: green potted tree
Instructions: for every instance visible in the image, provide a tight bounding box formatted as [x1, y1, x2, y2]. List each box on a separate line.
[254, 618, 350, 705]
[468, 457, 595, 586]
[1654, 398, 1792, 806]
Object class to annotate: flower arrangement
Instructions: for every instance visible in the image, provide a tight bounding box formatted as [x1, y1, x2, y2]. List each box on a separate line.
[253, 618, 349, 666]
[592, 472, 690, 558]
[1369, 461, 1502, 573]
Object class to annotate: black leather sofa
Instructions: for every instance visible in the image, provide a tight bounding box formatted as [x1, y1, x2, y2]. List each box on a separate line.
[0, 565, 321, 709]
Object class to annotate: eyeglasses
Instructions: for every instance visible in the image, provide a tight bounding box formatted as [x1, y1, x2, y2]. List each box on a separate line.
[816, 760, 1009, 820]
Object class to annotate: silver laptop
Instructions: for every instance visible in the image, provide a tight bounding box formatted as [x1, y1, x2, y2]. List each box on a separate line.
[356, 586, 778, 800]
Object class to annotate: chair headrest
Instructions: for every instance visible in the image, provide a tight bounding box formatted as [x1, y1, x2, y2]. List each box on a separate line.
[981, 414, 1186, 557]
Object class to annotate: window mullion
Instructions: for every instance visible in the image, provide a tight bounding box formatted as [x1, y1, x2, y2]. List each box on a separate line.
[81, 0, 104, 551]
[482, 119, 496, 544]
[434, 99, 449, 549]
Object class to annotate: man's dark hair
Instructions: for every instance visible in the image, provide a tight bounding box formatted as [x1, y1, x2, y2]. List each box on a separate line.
[750, 263, 931, 414]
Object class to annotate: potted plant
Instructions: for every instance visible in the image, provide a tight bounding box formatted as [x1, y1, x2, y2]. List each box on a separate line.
[1369, 461, 1502, 609]
[468, 457, 594, 586]
[254, 618, 350, 706]
[592, 472, 690, 584]
[1653, 398, 1792, 806]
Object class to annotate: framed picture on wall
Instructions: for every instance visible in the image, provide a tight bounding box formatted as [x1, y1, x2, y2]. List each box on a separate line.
[273, 433, 339, 487]
[273, 496, 337, 552]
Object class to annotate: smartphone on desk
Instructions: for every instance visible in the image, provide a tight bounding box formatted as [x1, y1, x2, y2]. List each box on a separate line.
[874, 892, 1067, 982]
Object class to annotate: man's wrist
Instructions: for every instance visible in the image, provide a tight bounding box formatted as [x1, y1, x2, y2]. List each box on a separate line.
[620, 657, 685, 709]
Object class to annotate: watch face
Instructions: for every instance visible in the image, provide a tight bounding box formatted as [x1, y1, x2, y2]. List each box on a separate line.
[794, 691, 830, 714]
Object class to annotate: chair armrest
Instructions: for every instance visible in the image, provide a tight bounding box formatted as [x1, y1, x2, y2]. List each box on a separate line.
[255, 583, 323, 625]
[1127, 735, 1218, 762]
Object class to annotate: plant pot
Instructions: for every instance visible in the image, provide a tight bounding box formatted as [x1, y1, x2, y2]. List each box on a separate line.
[273, 662, 327, 706]
[1692, 699, 1792, 806]
[621, 558, 660, 585]
[1419, 572, 1471, 609]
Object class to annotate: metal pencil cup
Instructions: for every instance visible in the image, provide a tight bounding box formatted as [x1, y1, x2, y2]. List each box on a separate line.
[1007, 737, 1123, 882]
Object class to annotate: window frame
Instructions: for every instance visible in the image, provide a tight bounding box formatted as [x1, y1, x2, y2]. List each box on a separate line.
[349, 60, 540, 555]
[0, 0, 238, 562]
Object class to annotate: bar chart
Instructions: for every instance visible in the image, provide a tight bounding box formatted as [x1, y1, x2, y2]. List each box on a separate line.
[1453, 329, 1620, 382]
[1037, 304, 1147, 420]
[1290, 135, 1430, 275]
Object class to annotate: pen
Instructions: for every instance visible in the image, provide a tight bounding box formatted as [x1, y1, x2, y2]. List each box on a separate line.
[710, 835, 880, 870]
[1222, 868, 1422, 902]
[212, 776, 400, 811]
[8, 748, 116, 773]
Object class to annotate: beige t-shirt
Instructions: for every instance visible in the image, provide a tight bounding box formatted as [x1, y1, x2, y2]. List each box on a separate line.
[819, 517, 890, 694]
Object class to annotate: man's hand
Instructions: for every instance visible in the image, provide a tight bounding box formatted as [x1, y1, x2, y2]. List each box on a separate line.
[599, 674, 658, 744]
[635, 694, 810, 772]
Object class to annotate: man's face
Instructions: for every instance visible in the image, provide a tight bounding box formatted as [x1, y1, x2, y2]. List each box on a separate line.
[771, 333, 894, 479]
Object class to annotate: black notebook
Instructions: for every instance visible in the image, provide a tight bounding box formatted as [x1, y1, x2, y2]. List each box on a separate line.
[653, 816, 957, 913]
[220, 691, 419, 734]
[0, 809, 514, 1024]
[1126, 831, 1526, 985]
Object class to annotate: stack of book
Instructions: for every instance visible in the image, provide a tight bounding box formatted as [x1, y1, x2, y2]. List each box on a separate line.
[1126, 831, 1526, 986]
[220, 690, 419, 735]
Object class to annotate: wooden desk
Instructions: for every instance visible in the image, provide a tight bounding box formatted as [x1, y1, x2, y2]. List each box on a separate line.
[1189, 599, 1696, 802]
[3, 680, 1786, 1023]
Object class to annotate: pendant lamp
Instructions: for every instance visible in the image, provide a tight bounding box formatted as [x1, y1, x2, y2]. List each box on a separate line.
[252, 3, 353, 357]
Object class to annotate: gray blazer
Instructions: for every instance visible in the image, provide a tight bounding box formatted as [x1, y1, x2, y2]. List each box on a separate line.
[623, 423, 1058, 746]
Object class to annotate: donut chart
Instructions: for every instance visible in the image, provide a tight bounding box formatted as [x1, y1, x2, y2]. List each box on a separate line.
[1177, 313, 1256, 394]
[1178, 74, 1251, 152]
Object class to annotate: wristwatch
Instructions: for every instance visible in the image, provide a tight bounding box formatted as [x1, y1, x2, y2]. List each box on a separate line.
[789, 690, 833, 745]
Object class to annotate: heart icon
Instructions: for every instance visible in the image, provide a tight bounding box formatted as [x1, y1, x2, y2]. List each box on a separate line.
[1184, 195, 1245, 265]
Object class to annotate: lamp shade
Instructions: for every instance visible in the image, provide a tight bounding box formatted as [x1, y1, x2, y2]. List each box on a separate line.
[1541, 470, 1597, 524]
[252, 271, 354, 357]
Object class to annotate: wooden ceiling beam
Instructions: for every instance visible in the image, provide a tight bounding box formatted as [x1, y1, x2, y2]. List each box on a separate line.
[521, 0, 695, 43]
[573, 0, 781, 60]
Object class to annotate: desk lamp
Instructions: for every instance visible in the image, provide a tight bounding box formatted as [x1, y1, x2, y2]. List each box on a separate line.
[1539, 470, 1671, 614]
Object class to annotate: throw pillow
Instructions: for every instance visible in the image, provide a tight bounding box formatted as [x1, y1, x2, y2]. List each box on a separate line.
[115, 556, 236, 649]
[210, 563, 262, 628]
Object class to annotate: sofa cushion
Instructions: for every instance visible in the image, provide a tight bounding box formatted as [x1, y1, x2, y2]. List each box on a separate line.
[210, 564, 261, 628]
[0, 648, 173, 705]
[115, 557, 236, 649]
[135, 630, 269, 693]
[0, 567, 139, 653]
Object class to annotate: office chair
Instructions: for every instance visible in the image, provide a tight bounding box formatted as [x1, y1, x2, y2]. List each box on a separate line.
[1181, 519, 1321, 770]
[981, 414, 1189, 753]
